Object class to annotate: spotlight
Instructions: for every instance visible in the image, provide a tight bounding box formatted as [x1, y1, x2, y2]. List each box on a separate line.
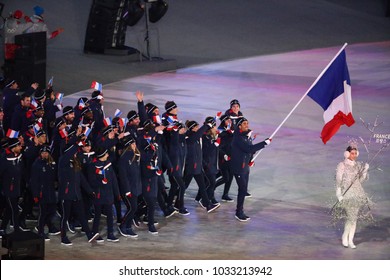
[125, 0, 145, 26]
[148, 0, 168, 23]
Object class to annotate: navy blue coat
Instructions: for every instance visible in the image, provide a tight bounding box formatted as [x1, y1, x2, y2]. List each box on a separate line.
[88, 99, 104, 139]
[43, 98, 60, 130]
[185, 124, 208, 175]
[137, 129, 160, 179]
[58, 145, 93, 201]
[30, 158, 57, 204]
[117, 149, 141, 196]
[231, 129, 267, 175]
[218, 125, 234, 165]
[77, 151, 95, 178]
[202, 133, 219, 175]
[87, 159, 120, 205]
[162, 112, 186, 176]
[10, 104, 30, 134]
[0, 151, 23, 198]
[2, 87, 20, 131]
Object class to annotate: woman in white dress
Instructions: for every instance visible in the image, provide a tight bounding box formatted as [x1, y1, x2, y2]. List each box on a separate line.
[335, 144, 371, 249]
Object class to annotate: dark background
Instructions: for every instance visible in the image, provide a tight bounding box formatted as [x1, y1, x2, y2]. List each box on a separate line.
[1, 0, 390, 94]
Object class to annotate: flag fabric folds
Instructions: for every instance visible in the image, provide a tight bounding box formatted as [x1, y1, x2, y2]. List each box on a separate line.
[307, 49, 355, 144]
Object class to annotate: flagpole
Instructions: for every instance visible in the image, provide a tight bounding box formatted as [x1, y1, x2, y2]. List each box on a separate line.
[251, 43, 348, 163]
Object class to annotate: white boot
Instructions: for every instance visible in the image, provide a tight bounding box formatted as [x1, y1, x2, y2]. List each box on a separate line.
[342, 223, 350, 248]
[348, 222, 357, 249]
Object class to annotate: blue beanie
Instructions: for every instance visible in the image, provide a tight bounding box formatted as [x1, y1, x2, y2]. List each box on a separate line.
[34, 6, 44, 16]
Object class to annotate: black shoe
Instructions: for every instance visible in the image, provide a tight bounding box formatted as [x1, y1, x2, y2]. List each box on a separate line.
[0, 229, 5, 239]
[164, 206, 177, 218]
[194, 194, 201, 203]
[118, 225, 129, 237]
[48, 227, 61, 236]
[178, 208, 190, 216]
[142, 216, 158, 225]
[40, 233, 50, 241]
[19, 226, 30, 232]
[132, 218, 140, 228]
[207, 203, 220, 213]
[107, 233, 119, 242]
[19, 220, 28, 230]
[211, 198, 219, 205]
[88, 232, 99, 243]
[148, 225, 158, 235]
[222, 195, 234, 202]
[198, 199, 207, 210]
[67, 221, 76, 234]
[96, 236, 104, 243]
[245, 192, 252, 198]
[126, 228, 138, 238]
[74, 222, 82, 230]
[61, 236, 73, 246]
[235, 213, 250, 222]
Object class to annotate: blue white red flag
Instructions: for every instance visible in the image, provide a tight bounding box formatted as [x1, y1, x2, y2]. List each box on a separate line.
[78, 98, 86, 110]
[114, 109, 122, 118]
[307, 49, 355, 144]
[83, 126, 92, 138]
[118, 117, 128, 128]
[103, 117, 112, 127]
[91, 81, 102, 92]
[6, 129, 19, 138]
[56, 93, 64, 102]
[33, 125, 40, 136]
[30, 98, 38, 110]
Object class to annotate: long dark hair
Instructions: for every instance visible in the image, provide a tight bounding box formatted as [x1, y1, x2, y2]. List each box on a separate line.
[72, 154, 82, 172]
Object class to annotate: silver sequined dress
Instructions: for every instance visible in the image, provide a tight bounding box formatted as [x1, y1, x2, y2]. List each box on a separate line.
[332, 159, 372, 223]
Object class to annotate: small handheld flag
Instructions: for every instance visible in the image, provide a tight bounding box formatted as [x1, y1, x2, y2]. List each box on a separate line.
[47, 76, 54, 87]
[30, 98, 38, 110]
[56, 93, 64, 103]
[103, 117, 112, 127]
[78, 98, 86, 110]
[83, 126, 92, 138]
[6, 129, 19, 138]
[114, 109, 122, 118]
[91, 81, 102, 92]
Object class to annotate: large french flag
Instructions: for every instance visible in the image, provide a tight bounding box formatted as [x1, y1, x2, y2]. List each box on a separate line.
[307, 49, 355, 144]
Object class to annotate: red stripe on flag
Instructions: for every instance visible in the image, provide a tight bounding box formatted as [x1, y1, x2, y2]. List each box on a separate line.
[320, 111, 355, 144]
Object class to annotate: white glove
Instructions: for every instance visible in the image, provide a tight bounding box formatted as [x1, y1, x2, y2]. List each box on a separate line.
[265, 138, 272, 145]
[336, 187, 343, 202]
[364, 163, 369, 171]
